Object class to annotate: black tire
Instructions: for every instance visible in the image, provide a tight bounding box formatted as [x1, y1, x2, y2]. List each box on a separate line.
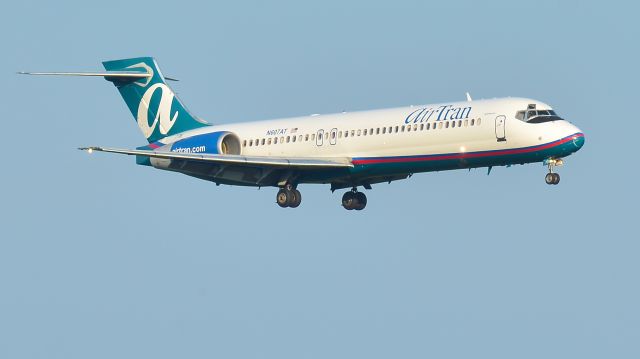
[553, 173, 560, 185]
[342, 191, 355, 210]
[289, 189, 302, 208]
[354, 192, 367, 210]
[276, 189, 290, 208]
[545, 173, 555, 185]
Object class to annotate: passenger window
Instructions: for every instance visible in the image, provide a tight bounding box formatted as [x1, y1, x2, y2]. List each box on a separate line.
[395, 126, 399, 133]
[268, 138, 272, 145]
[280, 136, 284, 143]
[345, 131, 349, 138]
[438, 122, 443, 129]
[464, 119, 468, 127]
[292, 136, 296, 142]
[249, 140, 253, 146]
[357, 129, 361, 136]
[338, 131, 343, 138]
[351, 130, 355, 137]
[376, 128, 380, 135]
[477, 118, 482, 126]
[451, 121, 456, 128]
[331, 131, 336, 139]
[325, 132, 329, 139]
[471, 119, 475, 126]
[305, 134, 309, 141]
[363, 129, 368, 136]
[243, 140, 247, 147]
[298, 135, 302, 142]
[382, 127, 386, 134]
[458, 120, 462, 127]
[286, 136, 290, 143]
[406, 125, 410, 132]
[445, 122, 450, 128]
[370, 128, 374, 134]
[426, 123, 430, 130]
[261, 139, 265, 145]
[413, 124, 417, 131]
[274, 137, 278, 144]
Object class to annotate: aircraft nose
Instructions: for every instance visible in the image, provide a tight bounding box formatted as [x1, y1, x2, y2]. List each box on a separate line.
[571, 131, 585, 150]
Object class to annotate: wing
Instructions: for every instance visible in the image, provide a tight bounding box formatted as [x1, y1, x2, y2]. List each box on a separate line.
[80, 146, 353, 187]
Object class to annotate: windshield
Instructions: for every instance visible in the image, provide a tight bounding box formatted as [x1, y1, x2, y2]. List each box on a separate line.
[515, 109, 563, 124]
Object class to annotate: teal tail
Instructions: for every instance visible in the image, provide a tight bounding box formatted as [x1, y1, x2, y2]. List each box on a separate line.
[102, 57, 209, 143]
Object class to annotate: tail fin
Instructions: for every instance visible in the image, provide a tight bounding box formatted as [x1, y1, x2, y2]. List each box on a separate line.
[102, 57, 209, 143]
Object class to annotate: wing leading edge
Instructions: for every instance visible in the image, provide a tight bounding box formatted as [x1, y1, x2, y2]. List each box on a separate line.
[80, 146, 353, 187]
[79, 146, 353, 168]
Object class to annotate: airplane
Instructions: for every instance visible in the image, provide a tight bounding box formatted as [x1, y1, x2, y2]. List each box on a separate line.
[21, 57, 585, 210]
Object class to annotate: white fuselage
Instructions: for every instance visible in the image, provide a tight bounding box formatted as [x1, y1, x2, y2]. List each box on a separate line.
[159, 97, 583, 167]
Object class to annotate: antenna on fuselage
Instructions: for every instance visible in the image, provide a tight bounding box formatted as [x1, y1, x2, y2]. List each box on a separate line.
[465, 92, 473, 102]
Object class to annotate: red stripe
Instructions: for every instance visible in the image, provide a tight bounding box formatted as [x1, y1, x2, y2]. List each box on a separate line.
[352, 133, 583, 165]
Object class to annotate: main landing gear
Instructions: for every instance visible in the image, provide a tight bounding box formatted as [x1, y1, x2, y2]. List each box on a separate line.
[544, 158, 563, 185]
[276, 185, 368, 210]
[342, 187, 367, 211]
[276, 184, 301, 208]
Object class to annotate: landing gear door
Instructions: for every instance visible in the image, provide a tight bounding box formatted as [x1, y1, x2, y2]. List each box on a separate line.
[495, 115, 506, 142]
[316, 129, 324, 146]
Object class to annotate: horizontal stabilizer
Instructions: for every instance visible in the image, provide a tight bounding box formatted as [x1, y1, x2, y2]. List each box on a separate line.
[18, 71, 151, 78]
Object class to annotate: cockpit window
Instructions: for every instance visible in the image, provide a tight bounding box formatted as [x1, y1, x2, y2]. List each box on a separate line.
[516, 108, 562, 123]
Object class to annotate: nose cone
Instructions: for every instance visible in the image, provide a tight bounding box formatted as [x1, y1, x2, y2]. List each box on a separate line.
[571, 132, 585, 151]
[562, 121, 585, 152]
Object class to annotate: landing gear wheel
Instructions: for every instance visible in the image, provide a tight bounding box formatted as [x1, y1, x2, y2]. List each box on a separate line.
[277, 188, 302, 208]
[545, 173, 560, 185]
[342, 191, 356, 210]
[342, 189, 367, 210]
[545, 173, 555, 185]
[289, 189, 302, 208]
[354, 192, 367, 210]
[276, 189, 292, 208]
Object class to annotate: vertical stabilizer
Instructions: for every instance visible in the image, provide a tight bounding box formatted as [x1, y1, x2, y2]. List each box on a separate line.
[102, 57, 209, 143]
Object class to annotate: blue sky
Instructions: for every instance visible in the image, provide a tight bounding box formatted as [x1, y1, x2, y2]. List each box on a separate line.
[1, 1, 638, 358]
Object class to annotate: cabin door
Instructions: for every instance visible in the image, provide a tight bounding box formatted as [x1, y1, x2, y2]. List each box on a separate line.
[495, 115, 507, 142]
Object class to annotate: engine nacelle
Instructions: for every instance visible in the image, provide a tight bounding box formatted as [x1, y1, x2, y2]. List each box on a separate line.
[148, 131, 241, 169]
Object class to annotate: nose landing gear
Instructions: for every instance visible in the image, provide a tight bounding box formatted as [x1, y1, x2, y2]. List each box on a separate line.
[342, 187, 367, 210]
[545, 172, 560, 185]
[544, 158, 563, 185]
